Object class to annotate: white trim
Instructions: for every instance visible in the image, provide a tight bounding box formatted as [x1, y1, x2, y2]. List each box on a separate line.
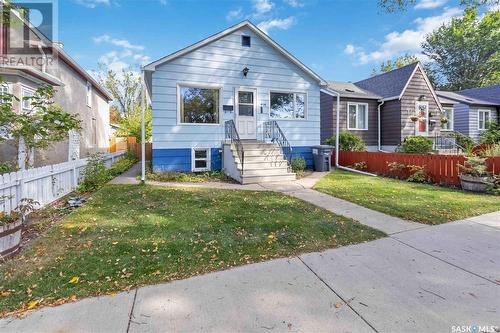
[191, 147, 211, 172]
[478, 109, 491, 131]
[143, 21, 327, 86]
[86, 81, 92, 108]
[235, 87, 258, 139]
[21, 87, 36, 111]
[0, 82, 11, 94]
[346, 102, 369, 131]
[398, 62, 443, 112]
[176, 82, 223, 126]
[268, 89, 308, 121]
[441, 106, 454, 131]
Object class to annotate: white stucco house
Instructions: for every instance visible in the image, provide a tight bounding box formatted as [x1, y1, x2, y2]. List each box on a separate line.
[143, 21, 330, 183]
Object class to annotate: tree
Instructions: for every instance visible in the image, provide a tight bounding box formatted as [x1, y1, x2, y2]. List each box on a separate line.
[372, 54, 419, 76]
[109, 105, 121, 124]
[421, 8, 500, 90]
[116, 105, 152, 143]
[99, 69, 141, 117]
[378, 0, 499, 12]
[0, 84, 81, 168]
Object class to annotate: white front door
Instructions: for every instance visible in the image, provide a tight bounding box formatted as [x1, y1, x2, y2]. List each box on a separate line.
[415, 101, 429, 136]
[236, 88, 257, 139]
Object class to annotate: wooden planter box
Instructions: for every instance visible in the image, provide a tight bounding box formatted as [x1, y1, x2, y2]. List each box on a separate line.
[0, 219, 22, 258]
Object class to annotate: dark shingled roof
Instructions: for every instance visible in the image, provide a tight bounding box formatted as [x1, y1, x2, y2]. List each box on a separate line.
[435, 90, 498, 106]
[354, 62, 418, 99]
[326, 81, 381, 99]
[458, 84, 500, 105]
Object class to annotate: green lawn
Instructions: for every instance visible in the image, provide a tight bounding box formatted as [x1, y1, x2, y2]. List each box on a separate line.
[0, 184, 384, 315]
[314, 170, 500, 224]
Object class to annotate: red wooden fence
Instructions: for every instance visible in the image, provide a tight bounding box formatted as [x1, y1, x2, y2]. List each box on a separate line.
[333, 151, 500, 186]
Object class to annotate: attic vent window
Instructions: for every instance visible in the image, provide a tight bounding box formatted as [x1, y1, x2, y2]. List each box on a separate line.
[242, 35, 251, 47]
[345, 89, 355, 92]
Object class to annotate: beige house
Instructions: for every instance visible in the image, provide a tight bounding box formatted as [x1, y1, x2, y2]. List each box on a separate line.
[0, 8, 112, 167]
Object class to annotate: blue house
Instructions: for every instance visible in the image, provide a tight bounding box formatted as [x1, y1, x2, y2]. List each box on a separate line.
[437, 84, 499, 143]
[143, 21, 329, 183]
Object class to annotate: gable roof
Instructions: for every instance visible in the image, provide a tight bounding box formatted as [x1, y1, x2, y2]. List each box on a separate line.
[354, 62, 418, 100]
[326, 81, 381, 99]
[436, 90, 500, 107]
[143, 21, 327, 86]
[458, 84, 500, 105]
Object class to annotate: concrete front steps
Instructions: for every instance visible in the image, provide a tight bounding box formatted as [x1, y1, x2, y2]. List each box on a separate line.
[226, 140, 296, 184]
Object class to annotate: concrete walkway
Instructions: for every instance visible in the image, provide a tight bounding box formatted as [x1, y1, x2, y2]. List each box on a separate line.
[2, 212, 498, 333]
[110, 164, 424, 235]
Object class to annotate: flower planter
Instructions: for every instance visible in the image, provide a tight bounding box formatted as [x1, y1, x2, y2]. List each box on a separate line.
[459, 174, 491, 193]
[0, 219, 23, 258]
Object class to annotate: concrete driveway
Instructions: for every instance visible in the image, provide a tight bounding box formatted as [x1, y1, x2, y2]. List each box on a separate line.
[1, 213, 499, 333]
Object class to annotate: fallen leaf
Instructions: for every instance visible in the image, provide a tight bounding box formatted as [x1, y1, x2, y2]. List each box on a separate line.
[27, 300, 40, 310]
[69, 276, 79, 284]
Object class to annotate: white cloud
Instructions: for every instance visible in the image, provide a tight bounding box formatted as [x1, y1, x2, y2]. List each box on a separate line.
[414, 0, 447, 9]
[74, 0, 110, 8]
[257, 16, 295, 33]
[344, 44, 355, 54]
[253, 0, 275, 17]
[93, 34, 144, 51]
[347, 7, 461, 65]
[284, 0, 304, 8]
[226, 8, 243, 21]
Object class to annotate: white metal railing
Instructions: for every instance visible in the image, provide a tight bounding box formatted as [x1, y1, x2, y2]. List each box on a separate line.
[0, 151, 125, 214]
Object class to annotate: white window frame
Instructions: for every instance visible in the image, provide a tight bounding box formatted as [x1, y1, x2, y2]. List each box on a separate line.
[441, 107, 454, 131]
[0, 83, 10, 95]
[268, 90, 307, 121]
[86, 81, 92, 107]
[177, 82, 222, 126]
[21, 87, 35, 111]
[478, 109, 491, 131]
[347, 102, 369, 130]
[191, 148, 211, 172]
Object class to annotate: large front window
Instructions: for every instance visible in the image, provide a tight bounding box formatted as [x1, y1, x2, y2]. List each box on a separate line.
[179, 86, 220, 124]
[441, 107, 453, 131]
[478, 109, 490, 130]
[270, 91, 306, 120]
[347, 102, 368, 130]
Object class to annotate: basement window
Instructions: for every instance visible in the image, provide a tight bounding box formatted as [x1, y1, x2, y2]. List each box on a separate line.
[192, 148, 211, 172]
[241, 35, 251, 47]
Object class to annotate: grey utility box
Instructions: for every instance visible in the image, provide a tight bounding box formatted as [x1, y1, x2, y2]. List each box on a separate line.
[312, 145, 333, 172]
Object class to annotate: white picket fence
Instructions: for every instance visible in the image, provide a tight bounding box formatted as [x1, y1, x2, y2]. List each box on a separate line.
[0, 151, 126, 214]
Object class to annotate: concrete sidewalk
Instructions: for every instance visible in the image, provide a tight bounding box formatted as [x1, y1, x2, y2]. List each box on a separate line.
[2, 213, 498, 333]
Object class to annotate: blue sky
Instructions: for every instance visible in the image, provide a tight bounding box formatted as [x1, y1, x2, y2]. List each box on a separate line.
[56, 0, 468, 82]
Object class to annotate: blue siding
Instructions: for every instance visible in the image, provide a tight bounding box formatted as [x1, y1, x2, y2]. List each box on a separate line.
[152, 148, 222, 172]
[453, 103, 470, 136]
[291, 146, 314, 169]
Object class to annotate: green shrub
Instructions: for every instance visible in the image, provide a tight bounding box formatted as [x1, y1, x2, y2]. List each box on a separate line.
[291, 157, 306, 173]
[458, 156, 489, 177]
[399, 136, 433, 154]
[407, 165, 427, 183]
[0, 161, 17, 174]
[480, 121, 500, 144]
[350, 161, 367, 171]
[108, 154, 138, 177]
[479, 143, 500, 157]
[325, 131, 366, 151]
[78, 153, 109, 193]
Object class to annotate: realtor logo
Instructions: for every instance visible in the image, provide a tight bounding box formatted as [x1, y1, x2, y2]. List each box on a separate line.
[0, 0, 58, 67]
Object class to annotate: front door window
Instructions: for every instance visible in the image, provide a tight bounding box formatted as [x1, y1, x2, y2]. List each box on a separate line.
[236, 89, 256, 139]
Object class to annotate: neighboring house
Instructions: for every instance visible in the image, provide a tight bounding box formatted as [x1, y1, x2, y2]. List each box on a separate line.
[321, 62, 443, 151]
[436, 85, 500, 142]
[0, 9, 112, 167]
[143, 21, 329, 183]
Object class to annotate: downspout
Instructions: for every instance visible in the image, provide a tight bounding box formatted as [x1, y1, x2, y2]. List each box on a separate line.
[140, 69, 146, 184]
[320, 88, 376, 177]
[377, 100, 384, 151]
